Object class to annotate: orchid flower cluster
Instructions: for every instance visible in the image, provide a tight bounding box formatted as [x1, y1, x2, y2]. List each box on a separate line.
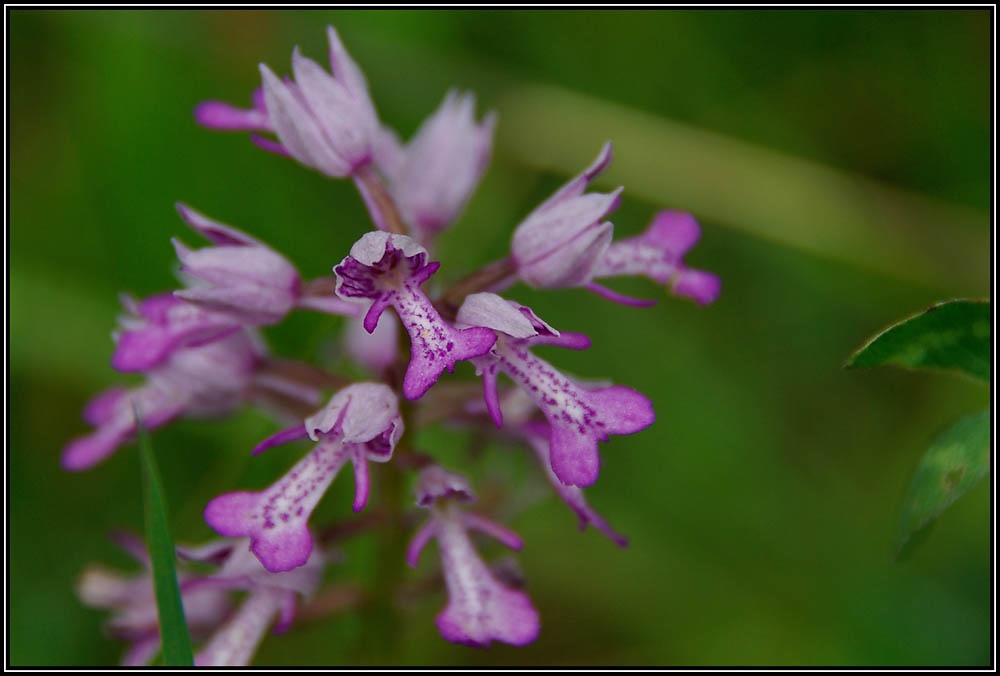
[67, 26, 720, 665]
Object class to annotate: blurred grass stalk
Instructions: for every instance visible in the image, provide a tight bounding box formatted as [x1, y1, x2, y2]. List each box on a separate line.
[496, 83, 989, 294]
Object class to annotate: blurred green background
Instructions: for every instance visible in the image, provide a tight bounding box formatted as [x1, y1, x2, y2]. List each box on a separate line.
[10, 9, 991, 666]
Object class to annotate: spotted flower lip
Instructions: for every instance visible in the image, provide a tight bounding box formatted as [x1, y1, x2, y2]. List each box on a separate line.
[334, 232, 496, 400]
[172, 204, 302, 326]
[407, 467, 540, 648]
[510, 142, 621, 289]
[259, 25, 379, 178]
[457, 293, 654, 487]
[593, 210, 721, 306]
[378, 89, 496, 240]
[204, 383, 403, 572]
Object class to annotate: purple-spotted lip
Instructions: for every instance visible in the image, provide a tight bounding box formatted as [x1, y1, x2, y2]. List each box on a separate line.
[334, 232, 436, 301]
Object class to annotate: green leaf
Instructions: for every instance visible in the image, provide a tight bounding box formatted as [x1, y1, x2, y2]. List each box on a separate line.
[895, 410, 991, 557]
[846, 299, 990, 383]
[135, 407, 195, 666]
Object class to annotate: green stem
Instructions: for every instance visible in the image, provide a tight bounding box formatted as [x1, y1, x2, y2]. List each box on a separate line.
[354, 165, 408, 236]
[356, 349, 419, 664]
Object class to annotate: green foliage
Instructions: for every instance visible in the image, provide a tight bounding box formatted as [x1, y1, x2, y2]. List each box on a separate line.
[847, 300, 990, 557]
[136, 410, 195, 666]
[846, 299, 990, 384]
[895, 411, 990, 557]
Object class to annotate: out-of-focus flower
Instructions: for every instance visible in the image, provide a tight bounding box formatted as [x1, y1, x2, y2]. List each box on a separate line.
[204, 383, 402, 572]
[377, 90, 496, 241]
[76, 532, 231, 667]
[113, 205, 356, 376]
[172, 204, 302, 326]
[407, 466, 539, 648]
[457, 293, 654, 487]
[334, 232, 495, 400]
[343, 307, 399, 374]
[183, 539, 325, 667]
[77, 532, 324, 667]
[259, 26, 380, 178]
[110, 293, 238, 373]
[63, 331, 262, 471]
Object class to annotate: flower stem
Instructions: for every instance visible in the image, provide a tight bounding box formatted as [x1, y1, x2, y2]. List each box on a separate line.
[355, 346, 418, 663]
[359, 458, 407, 664]
[354, 165, 408, 235]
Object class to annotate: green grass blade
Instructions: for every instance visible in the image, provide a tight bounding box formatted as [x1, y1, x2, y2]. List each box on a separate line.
[846, 299, 991, 384]
[895, 410, 991, 558]
[135, 406, 195, 666]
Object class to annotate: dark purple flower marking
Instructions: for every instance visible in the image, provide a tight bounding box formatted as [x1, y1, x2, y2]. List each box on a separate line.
[335, 232, 496, 400]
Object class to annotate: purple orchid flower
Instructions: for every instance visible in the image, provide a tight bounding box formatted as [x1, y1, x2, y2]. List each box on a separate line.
[172, 204, 301, 324]
[175, 203, 359, 322]
[76, 531, 232, 667]
[521, 421, 628, 547]
[112, 204, 354, 377]
[204, 383, 403, 572]
[78, 532, 324, 667]
[509, 142, 620, 290]
[110, 292, 240, 373]
[456, 292, 654, 487]
[377, 90, 496, 242]
[196, 26, 379, 176]
[259, 26, 380, 178]
[334, 232, 496, 400]
[63, 331, 262, 471]
[407, 466, 540, 648]
[593, 210, 721, 305]
[182, 539, 325, 667]
[465, 387, 628, 547]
